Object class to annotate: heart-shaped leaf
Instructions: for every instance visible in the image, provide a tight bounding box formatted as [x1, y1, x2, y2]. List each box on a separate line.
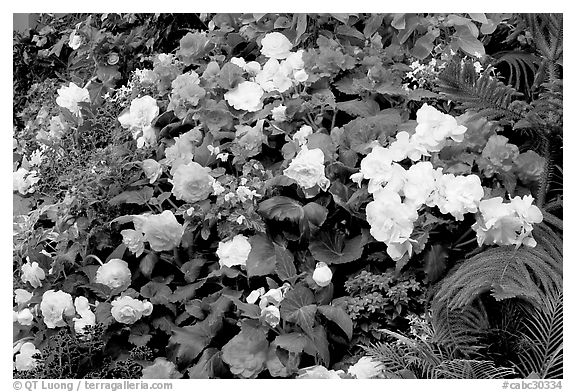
[280, 286, 317, 335]
[318, 304, 353, 340]
[309, 233, 364, 265]
[246, 234, 276, 277]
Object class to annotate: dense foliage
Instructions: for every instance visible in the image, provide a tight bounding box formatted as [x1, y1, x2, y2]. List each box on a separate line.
[13, 13, 562, 379]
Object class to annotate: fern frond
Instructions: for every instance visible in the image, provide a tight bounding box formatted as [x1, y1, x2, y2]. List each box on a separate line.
[493, 51, 541, 94]
[363, 341, 414, 376]
[435, 359, 516, 379]
[437, 60, 525, 124]
[514, 290, 563, 379]
[434, 242, 562, 310]
[431, 299, 489, 358]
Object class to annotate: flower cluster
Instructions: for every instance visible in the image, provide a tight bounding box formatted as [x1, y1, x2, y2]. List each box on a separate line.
[472, 195, 543, 248]
[223, 32, 308, 112]
[245, 284, 291, 328]
[55, 82, 90, 117]
[167, 71, 206, 119]
[123, 211, 185, 253]
[118, 95, 159, 148]
[358, 104, 488, 260]
[284, 145, 330, 196]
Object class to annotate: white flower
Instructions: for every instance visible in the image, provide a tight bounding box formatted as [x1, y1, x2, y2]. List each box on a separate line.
[386, 239, 415, 262]
[68, 31, 83, 49]
[389, 131, 428, 162]
[283, 146, 330, 194]
[167, 72, 206, 118]
[411, 104, 467, 152]
[95, 258, 132, 291]
[141, 211, 185, 252]
[73, 296, 96, 334]
[366, 189, 418, 244]
[111, 296, 153, 325]
[230, 57, 261, 76]
[40, 290, 75, 328]
[15, 308, 34, 326]
[347, 356, 384, 379]
[297, 365, 344, 379]
[255, 58, 293, 93]
[236, 186, 259, 202]
[312, 262, 333, 287]
[293, 125, 313, 145]
[21, 261, 46, 288]
[118, 95, 159, 148]
[432, 173, 484, 221]
[142, 159, 163, 184]
[359, 145, 395, 193]
[212, 180, 226, 196]
[271, 105, 287, 122]
[13, 168, 40, 195]
[230, 57, 247, 69]
[473, 195, 543, 248]
[402, 161, 437, 208]
[350, 172, 364, 186]
[261, 305, 281, 328]
[141, 357, 183, 379]
[260, 32, 293, 59]
[56, 82, 90, 117]
[246, 288, 265, 304]
[121, 229, 145, 257]
[224, 81, 264, 112]
[163, 128, 202, 172]
[14, 289, 33, 306]
[14, 342, 40, 371]
[217, 234, 252, 268]
[259, 288, 286, 309]
[170, 161, 214, 203]
[29, 149, 44, 166]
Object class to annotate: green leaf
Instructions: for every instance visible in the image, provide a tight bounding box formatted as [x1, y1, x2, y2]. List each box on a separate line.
[181, 259, 206, 283]
[171, 282, 203, 303]
[304, 326, 331, 366]
[454, 26, 485, 57]
[188, 348, 228, 379]
[258, 196, 305, 224]
[336, 99, 380, 117]
[128, 322, 152, 347]
[274, 245, 298, 282]
[246, 234, 276, 277]
[306, 133, 336, 161]
[303, 202, 328, 227]
[342, 110, 402, 154]
[222, 323, 269, 378]
[318, 304, 353, 340]
[412, 31, 436, 60]
[94, 302, 113, 326]
[169, 316, 223, 366]
[295, 14, 307, 45]
[363, 14, 385, 37]
[108, 187, 154, 206]
[309, 233, 364, 265]
[105, 244, 127, 263]
[273, 332, 309, 354]
[217, 62, 245, 90]
[140, 281, 173, 305]
[224, 294, 262, 319]
[280, 286, 317, 335]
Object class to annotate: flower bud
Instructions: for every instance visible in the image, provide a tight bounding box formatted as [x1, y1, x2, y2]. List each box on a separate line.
[139, 253, 158, 278]
[312, 262, 332, 287]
